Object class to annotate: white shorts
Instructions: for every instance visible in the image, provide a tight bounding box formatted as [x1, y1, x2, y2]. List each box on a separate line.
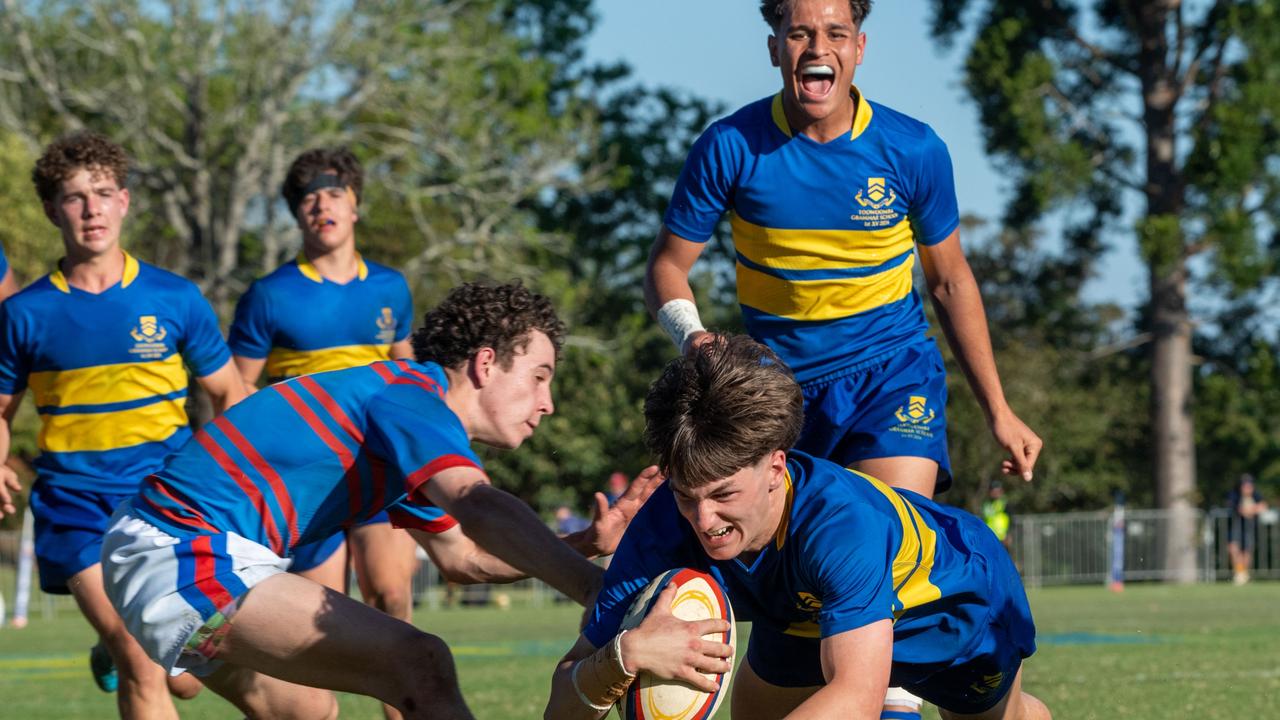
[101, 506, 291, 676]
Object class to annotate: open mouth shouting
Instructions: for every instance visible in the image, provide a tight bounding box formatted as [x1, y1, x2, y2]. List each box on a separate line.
[799, 64, 836, 100]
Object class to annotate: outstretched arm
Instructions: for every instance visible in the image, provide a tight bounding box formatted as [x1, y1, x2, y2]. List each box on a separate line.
[783, 620, 893, 720]
[919, 231, 1042, 481]
[425, 466, 603, 606]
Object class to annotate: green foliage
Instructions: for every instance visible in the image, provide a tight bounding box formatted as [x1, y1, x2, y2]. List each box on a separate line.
[0, 132, 58, 282]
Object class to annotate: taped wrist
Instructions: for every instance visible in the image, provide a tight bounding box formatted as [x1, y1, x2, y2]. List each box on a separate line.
[656, 299, 706, 352]
[571, 630, 636, 711]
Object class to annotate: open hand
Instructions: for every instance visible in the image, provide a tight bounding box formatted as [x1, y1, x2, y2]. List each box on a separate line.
[619, 583, 734, 692]
[0, 463, 23, 519]
[582, 466, 665, 557]
[991, 409, 1042, 482]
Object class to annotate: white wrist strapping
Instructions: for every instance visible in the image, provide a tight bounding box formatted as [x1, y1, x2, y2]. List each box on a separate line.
[656, 298, 706, 352]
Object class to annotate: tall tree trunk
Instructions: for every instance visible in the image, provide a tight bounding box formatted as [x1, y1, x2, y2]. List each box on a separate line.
[1139, 0, 1198, 583]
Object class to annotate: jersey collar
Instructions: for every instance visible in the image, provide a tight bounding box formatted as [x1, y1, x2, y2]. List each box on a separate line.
[773, 468, 795, 550]
[296, 251, 369, 284]
[49, 250, 140, 294]
[771, 84, 874, 142]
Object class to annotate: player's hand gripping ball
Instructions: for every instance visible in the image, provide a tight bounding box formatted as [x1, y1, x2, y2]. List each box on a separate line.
[619, 568, 735, 720]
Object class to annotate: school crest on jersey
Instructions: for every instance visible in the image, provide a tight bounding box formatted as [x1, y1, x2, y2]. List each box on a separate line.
[889, 395, 936, 440]
[129, 315, 170, 359]
[851, 177, 901, 228]
[375, 307, 396, 344]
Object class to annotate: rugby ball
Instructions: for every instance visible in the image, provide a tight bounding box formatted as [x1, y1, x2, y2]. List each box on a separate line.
[618, 568, 735, 720]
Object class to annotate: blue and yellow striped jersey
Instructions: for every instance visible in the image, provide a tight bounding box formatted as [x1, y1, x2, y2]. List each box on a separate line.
[0, 252, 233, 493]
[585, 451, 1034, 670]
[664, 88, 960, 383]
[228, 254, 413, 382]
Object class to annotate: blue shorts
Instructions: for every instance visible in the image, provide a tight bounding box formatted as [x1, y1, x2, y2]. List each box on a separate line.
[28, 481, 132, 594]
[795, 339, 952, 493]
[288, 510, 391, 572]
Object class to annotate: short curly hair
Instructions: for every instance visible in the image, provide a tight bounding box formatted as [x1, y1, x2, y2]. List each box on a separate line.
[282, 147, 364, 218]
[32, 131, 130, 203]
[413, 282, 566, 371]
[759, 0, 872, 30]
[644, 335, 804, 490]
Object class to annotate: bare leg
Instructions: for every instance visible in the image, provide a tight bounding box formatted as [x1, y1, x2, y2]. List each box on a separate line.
[201, 663, 338, 720]
[350, 523, 420, 720]
[729, 657, 819, 720]
[211, 572, 473, 719]
[851, 456, 941, 499]
[68, 565, 178, 720]
[294, 539, 350, 593]
[936, 668, 1051, 720]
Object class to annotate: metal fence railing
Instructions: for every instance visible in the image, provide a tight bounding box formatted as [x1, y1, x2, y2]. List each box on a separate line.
[3, 507, 1278, 625]
[1009, 507, 1280, 586]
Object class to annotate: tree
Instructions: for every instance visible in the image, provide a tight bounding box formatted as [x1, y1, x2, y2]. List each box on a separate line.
[930, 0, 1280, 581]
[0, 0, 606, 316]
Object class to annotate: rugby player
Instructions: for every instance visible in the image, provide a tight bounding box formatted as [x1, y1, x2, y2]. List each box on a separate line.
[546, 336, 1051, 720]
[0, 131, 246, 718]
[99, 282, 660, 719]
[642, 4, 1041, 713]
[228, 147, 420, 719]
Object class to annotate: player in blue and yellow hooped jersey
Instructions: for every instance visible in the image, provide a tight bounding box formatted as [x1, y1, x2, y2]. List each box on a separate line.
[643, 0, 1041, 500]
[0, 132, 245, 716]
[228, 150, 419, 687]
[547, 337, 1050, 720]
[92, 282, 660, 719]
[642, 5, 1042, 714]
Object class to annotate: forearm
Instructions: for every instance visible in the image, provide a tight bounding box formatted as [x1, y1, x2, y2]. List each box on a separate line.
[450, 484, 602, 604]
[545, 638, 634, 720]
[929, 275, 1009, 422]
[643, 257, 696, 318]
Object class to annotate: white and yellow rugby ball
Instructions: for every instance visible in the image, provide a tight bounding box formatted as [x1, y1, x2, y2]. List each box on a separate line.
[619, 568, 735, 720]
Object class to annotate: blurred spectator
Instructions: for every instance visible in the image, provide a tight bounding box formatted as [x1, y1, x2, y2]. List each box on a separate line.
[604, 471, 629, 506]
[555, 505, 590, 536]
[982, 480, 1011, 549]
[1227, 474, 1268, 585]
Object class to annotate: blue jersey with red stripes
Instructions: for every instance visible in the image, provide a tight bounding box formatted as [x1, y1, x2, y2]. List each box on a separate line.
[130, 360, 469, 556]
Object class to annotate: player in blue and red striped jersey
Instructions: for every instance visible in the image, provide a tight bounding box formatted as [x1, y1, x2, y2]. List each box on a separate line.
[94, 282, 660, 719]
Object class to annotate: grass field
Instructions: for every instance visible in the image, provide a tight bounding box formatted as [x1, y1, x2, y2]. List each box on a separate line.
[1, 583, 1277, 719]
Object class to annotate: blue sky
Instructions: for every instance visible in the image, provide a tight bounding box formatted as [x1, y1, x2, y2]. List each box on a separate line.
[584, 0, 1146, 310]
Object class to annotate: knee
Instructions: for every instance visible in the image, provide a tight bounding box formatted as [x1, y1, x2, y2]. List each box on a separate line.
[167, 672, 204, 700]
[370, 586, 413, 620]
[387, 633, 462, 709]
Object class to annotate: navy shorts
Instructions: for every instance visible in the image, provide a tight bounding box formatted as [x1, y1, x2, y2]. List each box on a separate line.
[795, 339, 952, 493]
[28, 481, 132, 594]
[288, 509, 391, 572]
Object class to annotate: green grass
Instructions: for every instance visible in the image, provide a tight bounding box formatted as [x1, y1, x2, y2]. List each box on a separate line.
[1, 583, 1277, 718]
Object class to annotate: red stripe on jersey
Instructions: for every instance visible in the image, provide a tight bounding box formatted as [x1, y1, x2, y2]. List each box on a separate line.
[211, 417, 301, 550]
[387, 507, 459, 534]
[298, 376, 364, 444]
[197, 430, 285, 555]
[372, 362, 398, 384]
[405, 454, 481, 504]
[191, 535, 236, 611]
[277, 383, 363, 521]
[143, 476, 217, 532]
[394, 361, 444, 397]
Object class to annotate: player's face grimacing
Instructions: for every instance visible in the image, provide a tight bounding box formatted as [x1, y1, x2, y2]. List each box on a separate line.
[671, 450, 789, 562]
[768, 0, 865, 130]
[296, 179, 357, 252]
[46, 167, 130, 260]
[475, 330, 557, 450]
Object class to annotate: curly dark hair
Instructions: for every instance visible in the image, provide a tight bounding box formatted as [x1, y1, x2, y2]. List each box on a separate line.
[644, 335, 804, 490]
[759, 0, 872, 30]
[32, 131, 130, 202]
[413, 282, 566, 371]
[282, 147, 364, 218]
